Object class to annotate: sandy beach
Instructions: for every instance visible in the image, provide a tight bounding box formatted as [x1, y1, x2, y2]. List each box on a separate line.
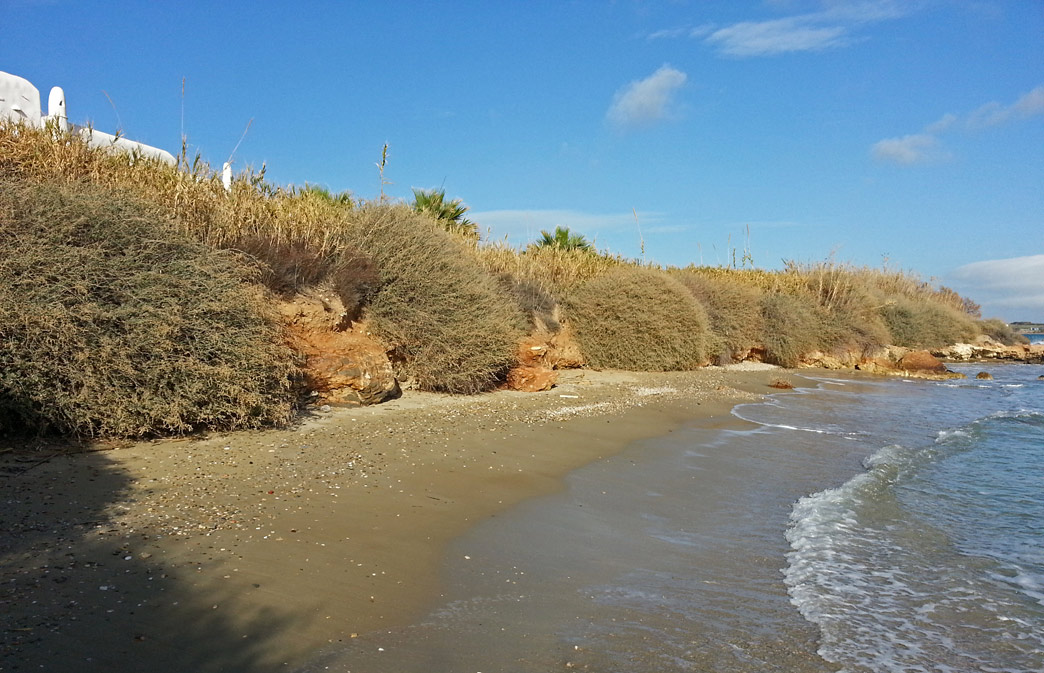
[2, 366, 798, 672]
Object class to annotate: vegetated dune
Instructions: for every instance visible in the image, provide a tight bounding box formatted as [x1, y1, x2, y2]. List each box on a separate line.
[0, 122, 1021, 440]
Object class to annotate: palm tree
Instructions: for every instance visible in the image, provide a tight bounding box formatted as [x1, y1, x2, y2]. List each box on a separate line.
[535, 226, 594, 252]
[411, 188, 478, 238]
[301, 184, 353, 207]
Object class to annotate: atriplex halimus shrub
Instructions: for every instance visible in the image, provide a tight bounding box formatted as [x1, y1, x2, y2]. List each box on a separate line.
[0, 181, 299, 438]
[345, 204, 526, 393]
[564, 268, 711, 371]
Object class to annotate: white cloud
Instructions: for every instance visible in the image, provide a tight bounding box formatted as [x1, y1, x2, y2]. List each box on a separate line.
[705, 18, 848, 56]
[925, 113, 957, 133]
[1013, 85, 1044, 117]
[645, 23, 715, 41]
[967, 85, 1044, 128]
[689, 23, 717, 38]
[949, 255, 1044, 320]
[643, 0, 915, 57]
[872, 84, 1044, 165]
[870, 133, 938, 164]
[606, 65, 687, 130]
[951, 255, 1044, 292]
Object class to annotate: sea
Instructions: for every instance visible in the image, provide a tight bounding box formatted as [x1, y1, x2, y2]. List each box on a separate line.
[306, 362, 1044, 673]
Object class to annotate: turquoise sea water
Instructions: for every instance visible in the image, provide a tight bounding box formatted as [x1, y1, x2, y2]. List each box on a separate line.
[781, 363, 1044, 672]
[307, 363, 1043, 672]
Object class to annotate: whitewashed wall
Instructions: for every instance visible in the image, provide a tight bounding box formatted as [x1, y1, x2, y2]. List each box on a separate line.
[0, 70, 176, 166]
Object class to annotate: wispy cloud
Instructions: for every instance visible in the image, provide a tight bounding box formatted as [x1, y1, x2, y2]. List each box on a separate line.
[966, 85, 1044, 129]
[948, 255, 1044, 320]
[872, 85, 1044, 165]
[952, 255, 1044, 291]
[705, 18, 849, 56]
[870, 133, 941, 165]
[606, 65, 687, 130]
[646, 23, 716, 40]
[648, 1, 910, 57]
[647, 25, 692, 40]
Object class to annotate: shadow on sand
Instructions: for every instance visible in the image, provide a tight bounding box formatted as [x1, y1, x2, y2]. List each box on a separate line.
[1, 445, 296, 673]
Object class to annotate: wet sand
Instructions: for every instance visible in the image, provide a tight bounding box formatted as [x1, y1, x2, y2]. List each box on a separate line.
[304, 369, 866, 673]
[1, 367, 790, 673]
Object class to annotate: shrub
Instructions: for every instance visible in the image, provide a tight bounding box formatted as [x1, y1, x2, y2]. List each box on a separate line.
[0, 181, 299, 438]
[344, 204, 526, 393]
[827, 310, 891, 357]
[492, 274, 561, 333]
[759, 292, 821, 368]
[230, 234, 379, 321]
[563, 268, 711, 371]
[976, 318, 1029, 345]
[879, 298, 978, 349]
[671, 269, 763, 362]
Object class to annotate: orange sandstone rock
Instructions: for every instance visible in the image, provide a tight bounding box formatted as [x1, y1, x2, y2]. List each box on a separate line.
[281, 291, 400, 406]
[897, 350, 948, 374]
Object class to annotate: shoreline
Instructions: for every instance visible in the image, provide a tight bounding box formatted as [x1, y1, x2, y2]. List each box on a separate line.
[3, 366, 793, 673]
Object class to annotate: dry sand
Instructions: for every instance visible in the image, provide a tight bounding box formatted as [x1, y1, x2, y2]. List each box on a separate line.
[1, 367, 790, 673]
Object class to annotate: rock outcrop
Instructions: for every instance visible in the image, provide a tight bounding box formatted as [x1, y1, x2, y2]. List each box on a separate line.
[897, 350, 949, 374]
[502, 325, 592, 392]
[800, 350, 861, 370]
[546, 325, 586, 370]
[280, 289, 401, 406]
[504, 337, 559, 392]
[933, 336, 1044, 364]
[299, 332, 401, 405]
[840, 346, 965, 379]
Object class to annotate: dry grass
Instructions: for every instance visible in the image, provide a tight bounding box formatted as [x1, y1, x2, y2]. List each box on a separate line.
[0, 121, 997, 422]
[474, 243, 627, 295]
[0, 122, 357, 256]
[471, 243, 633, 335]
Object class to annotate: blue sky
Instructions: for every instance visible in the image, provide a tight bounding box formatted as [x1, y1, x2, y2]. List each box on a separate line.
[3, 0, 1042, 320]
